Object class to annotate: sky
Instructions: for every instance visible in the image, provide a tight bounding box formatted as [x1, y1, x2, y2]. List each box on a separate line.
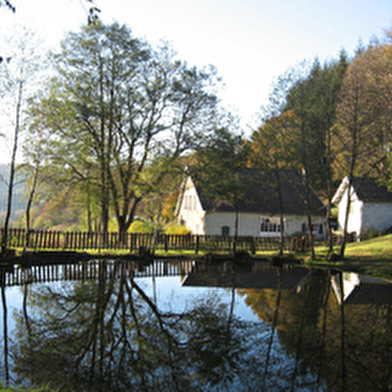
[1, 0, 392, 135]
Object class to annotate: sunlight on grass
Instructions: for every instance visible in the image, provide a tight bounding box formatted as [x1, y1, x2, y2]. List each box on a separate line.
[344, 234, 392, 260]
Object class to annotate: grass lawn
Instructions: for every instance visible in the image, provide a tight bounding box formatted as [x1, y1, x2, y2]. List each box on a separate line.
[309, 233, 392, 279]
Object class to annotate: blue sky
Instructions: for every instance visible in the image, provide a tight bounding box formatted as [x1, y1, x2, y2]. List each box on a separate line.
[1, 0, 392, 131]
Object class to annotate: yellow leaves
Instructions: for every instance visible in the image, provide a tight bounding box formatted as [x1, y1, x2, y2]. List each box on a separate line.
[248, 111, 302, 170]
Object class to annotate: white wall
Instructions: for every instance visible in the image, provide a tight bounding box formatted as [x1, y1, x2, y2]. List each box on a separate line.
[204, 212, 326, 239]
[177, 177, 206, 234]
[336, 188, 363, 236]
[335, 188, 392, 236]
[362, 202, 392, 234]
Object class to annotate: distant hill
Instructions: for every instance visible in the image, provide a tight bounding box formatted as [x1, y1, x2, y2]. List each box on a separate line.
[0, 163, 27, 225]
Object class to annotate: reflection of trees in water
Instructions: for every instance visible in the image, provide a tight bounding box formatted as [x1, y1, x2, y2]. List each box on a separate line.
[1, 274, 9, 385]
[326, 274, 392, 392]
[242, 269, 392, 392]
[10, 261, 266, 391]
[9, 260, 392, 391]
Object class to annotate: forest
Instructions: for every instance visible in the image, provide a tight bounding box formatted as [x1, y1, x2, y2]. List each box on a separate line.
[1, 21, 392, 247]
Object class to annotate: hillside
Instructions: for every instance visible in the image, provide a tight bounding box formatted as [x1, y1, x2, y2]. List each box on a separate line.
[0, 164, 27, 225]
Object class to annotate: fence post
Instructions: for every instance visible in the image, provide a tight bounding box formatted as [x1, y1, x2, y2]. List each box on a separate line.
[130, 233, 134, 253]
[251, 237, 256, 255]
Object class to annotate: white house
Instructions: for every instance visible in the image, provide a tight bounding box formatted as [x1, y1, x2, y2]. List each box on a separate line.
[332, 176, 392, 239]
[176, 169, 327, 239]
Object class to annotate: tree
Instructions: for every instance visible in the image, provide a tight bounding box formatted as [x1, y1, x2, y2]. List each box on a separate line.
[21, 123, 43, 245]
[250, 111, 300, 255]
[334, 50, 378, 257]
[193, 127, 250, 249]
[284, 55, 348, 255]
[251, 58, 348, 258]
[0, 27, 42, 252]
[0, 0, 100, 24]
[137, 154, 184, 251]
[0, 0, 14, 13]
[28, 22, 220, 235]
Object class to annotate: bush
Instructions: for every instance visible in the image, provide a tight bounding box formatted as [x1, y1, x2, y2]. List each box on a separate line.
[129, 220, 155, 234]
[164, 224, 191, 235]
[361, 227, 382, 241]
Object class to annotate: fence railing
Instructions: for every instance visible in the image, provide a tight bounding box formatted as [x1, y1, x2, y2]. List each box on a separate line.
[0, 228, 303, 254]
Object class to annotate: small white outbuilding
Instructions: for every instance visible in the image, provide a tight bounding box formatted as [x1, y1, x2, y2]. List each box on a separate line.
[332, 176, 392, 239]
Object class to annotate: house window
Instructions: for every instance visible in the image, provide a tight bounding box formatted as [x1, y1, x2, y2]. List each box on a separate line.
[260, 218, 282, 233]
[301, 223, 323, 234]
[184, 194, 194, 210]
[185, 194, 197, 211]
[221, 226, 230, 236]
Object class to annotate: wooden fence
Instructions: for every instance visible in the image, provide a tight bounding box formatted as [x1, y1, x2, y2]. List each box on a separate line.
[0, 228, 301, 254]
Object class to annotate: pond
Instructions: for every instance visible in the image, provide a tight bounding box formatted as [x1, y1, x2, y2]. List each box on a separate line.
[0, 258, 392, 391]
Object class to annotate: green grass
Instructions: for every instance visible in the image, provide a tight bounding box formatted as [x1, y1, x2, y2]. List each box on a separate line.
[344, 234, 392, 260]
[309, 234, 392, 279]
[0, 382, 56, 392]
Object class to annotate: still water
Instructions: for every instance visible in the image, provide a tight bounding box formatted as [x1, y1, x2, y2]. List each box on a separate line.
[0, 258, 392, 392]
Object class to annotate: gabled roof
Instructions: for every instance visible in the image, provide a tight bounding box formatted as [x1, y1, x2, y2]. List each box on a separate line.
[332, 177, 392, 204]
[190, 168, 326, 217]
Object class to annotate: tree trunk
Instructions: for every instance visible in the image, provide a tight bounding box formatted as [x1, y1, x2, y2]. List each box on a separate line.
[302, 169, 315, 260]
[234, 205, 239, 252]
[2, 80, 23, 253]
[25, 159, 40, 249]
[340, 126, 357, 258]
[152, 200, 162, 255]
[307, 212, 315, 260]
[1, 279, 9, 384]
[340, 177, 353, 258]
[275, 169, 285, 256]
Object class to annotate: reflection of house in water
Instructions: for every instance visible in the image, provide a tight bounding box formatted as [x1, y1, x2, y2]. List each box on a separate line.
[181, 261, 310, 290]
[331, 272, 392, 305]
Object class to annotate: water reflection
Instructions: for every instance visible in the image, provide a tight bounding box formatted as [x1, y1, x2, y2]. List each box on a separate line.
[0, 260, 392, 391]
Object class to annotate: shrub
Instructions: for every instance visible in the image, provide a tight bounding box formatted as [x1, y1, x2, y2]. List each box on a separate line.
[164, 224, 191, 235]
[129, 220, 155, 234]
[361, 227, 382, 241]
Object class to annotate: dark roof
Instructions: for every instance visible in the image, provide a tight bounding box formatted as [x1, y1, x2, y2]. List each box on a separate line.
[352, 178, 392, 202]
[192, 169, 326, 217]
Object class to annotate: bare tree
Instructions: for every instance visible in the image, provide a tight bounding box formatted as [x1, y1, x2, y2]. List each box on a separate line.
[0, 27, 43, 252]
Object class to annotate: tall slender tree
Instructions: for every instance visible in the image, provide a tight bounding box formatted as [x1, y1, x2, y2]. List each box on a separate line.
[0, 27, 42, 252]
[250, 111, 299, 255]
[334, 51, 376, 257]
